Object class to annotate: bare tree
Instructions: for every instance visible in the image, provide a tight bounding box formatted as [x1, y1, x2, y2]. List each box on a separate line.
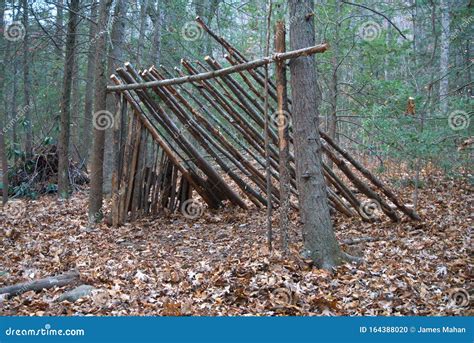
[288, 0, 353, 269]
[58, 0, 80, 198]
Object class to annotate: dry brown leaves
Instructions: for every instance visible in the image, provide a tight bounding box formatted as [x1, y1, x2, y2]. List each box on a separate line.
[0, 167, 471, 316]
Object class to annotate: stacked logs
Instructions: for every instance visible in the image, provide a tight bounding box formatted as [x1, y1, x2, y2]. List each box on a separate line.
[106, 18, 419, 226]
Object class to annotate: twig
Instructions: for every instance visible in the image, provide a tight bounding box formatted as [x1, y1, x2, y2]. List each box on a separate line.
[341, 0, 408, 40]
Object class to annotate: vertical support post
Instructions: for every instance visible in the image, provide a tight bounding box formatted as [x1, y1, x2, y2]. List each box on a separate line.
[275, 20, 291, 254]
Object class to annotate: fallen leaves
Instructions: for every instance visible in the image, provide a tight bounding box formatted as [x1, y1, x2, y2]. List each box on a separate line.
[0, 167, 471, 316]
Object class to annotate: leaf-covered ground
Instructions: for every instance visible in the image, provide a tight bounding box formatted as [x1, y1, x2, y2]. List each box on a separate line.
[0, 166, 471, 316]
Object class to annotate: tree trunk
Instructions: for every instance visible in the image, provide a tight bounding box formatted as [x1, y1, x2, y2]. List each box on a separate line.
[0, 0, 8, 205]
[149, 0, 165, 66]
[439, 0, 450, 114]
[81, 0, 98, 165]
[328, 0, 340, 143]
[136, 0, 149, 66]
[22, 0, 32, 157]
[288, 0, 346, 269]
[55, 0, 64, 56]
[88, 0, 113, 224]
[103, 0, 128, 195]
[58, 0, 79, 199]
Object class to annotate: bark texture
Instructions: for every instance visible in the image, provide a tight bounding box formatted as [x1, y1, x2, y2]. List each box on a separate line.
[439, 0, 451, 114]
[81, 0, 98, 163]
[88, 0, 113, 223]
[288, 0, 345, 269]
[58, 0, 79, 198]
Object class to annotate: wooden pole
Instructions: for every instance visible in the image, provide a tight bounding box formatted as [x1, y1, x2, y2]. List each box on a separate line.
[107, 43, 328, 92]
[275, 21, 291, 253]
[110, 75, 220, 209]
[320, 131, 420, 220]
[263, 0, 273, 251]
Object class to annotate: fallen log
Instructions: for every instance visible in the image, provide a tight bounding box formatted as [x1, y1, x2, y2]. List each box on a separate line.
[0, 271, 80, 298]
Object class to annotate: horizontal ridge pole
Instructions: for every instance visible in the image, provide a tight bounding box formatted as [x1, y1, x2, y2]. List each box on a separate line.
[107, 43, 329, 92]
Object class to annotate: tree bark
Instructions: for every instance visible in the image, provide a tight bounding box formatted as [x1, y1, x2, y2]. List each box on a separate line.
[439, 0, 450, 114]
[103, 0, 128, 195]
[288, 0, 346, 269]
[81, 0, 98, 164]
[88, 0, 113, 224]
[55, 0, 64, 56]
[58, 0, 79, 199]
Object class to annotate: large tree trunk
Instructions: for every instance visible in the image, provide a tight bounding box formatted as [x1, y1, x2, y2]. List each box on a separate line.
[0, 0, 8, 205]
[22, 0, 32, 157]
[103, 0, 128, 195]
[288, 0, 346, 269]
[439, 0, 450, 114]
[58, 0, 79, 199]
[81, 0, 98, 164]
[88, 0, 113, 223]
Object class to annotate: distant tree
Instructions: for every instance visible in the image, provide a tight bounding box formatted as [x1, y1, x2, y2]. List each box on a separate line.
[439, 0, 451, 114]
[0, 0, 8, 204]
[21, 0, 32, 157]
[58, 0, 80, 198]
[81, 0, 99, 163]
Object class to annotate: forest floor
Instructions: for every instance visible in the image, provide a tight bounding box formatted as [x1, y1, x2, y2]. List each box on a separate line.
[0, 164, 472, 316]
